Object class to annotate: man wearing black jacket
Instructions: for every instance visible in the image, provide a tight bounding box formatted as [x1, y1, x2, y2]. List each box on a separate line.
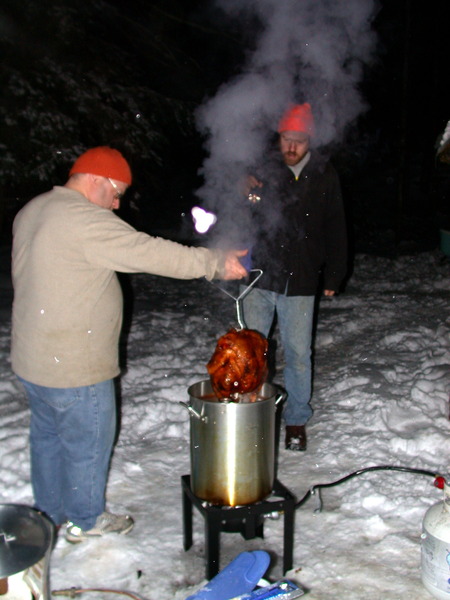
[241, 103, 347, 451]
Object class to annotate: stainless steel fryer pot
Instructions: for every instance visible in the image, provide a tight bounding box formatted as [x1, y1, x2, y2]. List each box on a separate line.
[181, 380, 282, 506]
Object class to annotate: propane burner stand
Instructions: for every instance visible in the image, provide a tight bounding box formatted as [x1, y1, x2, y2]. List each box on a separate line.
[181, 475, 296, 580]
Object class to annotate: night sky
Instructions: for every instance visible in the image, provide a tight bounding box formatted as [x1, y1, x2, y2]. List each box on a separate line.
[1, 0, 449, 251]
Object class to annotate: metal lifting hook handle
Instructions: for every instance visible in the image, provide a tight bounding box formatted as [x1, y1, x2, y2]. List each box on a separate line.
[236, 269, 263, 302]
[207, 269, 263, 329]
[235, 268, 263, 329]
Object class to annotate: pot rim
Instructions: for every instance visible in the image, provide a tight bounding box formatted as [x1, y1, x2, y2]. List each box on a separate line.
[188, 379, 279, 405]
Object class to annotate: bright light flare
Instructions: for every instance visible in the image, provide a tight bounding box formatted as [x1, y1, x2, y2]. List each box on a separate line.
[191, 206, 217, 234]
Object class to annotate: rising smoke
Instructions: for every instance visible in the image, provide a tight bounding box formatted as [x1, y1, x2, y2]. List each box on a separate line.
[195, 0, 380, 229]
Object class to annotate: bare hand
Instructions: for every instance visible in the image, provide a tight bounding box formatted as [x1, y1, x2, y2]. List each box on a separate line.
[241, 175, 263, 197]
[323, 289, 336, 297]
[222, 249, 249, 280]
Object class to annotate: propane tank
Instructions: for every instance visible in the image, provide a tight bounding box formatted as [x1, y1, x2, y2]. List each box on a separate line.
[421, 480, 450, 599]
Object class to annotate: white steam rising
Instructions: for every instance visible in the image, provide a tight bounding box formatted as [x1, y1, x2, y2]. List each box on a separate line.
[195, 0, 379, 214]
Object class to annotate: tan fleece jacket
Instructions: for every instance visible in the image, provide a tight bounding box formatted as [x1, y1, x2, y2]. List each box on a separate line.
[11, 186, 222, 387]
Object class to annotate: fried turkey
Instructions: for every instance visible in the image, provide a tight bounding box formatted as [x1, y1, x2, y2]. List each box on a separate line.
[207, 328, 268, 399]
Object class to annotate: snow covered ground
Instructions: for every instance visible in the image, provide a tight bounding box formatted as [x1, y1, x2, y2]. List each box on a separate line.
[0, 246, 449, 600]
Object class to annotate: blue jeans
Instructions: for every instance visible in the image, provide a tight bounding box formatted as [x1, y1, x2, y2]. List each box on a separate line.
[241, 288, 315, 425]
[19, 377, 116, 530]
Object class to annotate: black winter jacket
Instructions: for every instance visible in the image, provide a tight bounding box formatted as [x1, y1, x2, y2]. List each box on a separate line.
[238, 151, 347, 296]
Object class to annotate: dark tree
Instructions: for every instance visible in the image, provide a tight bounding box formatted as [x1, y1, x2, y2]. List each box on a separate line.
[0, 0, 243, 234]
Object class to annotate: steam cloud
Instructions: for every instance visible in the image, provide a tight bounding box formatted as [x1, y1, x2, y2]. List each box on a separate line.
[195, 0, 379, 228]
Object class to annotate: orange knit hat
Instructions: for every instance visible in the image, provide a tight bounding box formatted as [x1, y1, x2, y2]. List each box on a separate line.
[69, 147, 132, 184]
[277, 103, 315, 137]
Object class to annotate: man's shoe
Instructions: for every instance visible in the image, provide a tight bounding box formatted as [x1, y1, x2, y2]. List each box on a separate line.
[65, 511, 134, 543]
[285, 425, 307, 451]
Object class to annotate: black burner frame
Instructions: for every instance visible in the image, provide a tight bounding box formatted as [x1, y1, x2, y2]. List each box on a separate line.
[181, 474, 296, 580]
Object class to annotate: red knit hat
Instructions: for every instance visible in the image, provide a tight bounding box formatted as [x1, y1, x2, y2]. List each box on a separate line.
[69, 147, 132, 184]
[278, 103, 315, 137]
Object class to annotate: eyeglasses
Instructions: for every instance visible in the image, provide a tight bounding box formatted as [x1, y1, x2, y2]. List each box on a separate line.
[106, 177, 125, 200]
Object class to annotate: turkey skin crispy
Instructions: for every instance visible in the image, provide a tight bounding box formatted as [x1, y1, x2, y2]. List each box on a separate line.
[207, 328, 268, 399]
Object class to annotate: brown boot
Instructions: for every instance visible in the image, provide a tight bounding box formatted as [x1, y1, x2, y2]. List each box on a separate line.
[285, 425, 307, 451]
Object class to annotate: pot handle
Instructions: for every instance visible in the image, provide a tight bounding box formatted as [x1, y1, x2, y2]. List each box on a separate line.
[179, 401, 208, 423]
[275, 393, 285, 406]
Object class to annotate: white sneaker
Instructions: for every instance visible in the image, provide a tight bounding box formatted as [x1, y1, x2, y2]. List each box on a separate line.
[65, 511, 134, 543]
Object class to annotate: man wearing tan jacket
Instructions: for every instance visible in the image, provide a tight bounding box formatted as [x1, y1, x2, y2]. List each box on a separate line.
[11, 146, 247, 543]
